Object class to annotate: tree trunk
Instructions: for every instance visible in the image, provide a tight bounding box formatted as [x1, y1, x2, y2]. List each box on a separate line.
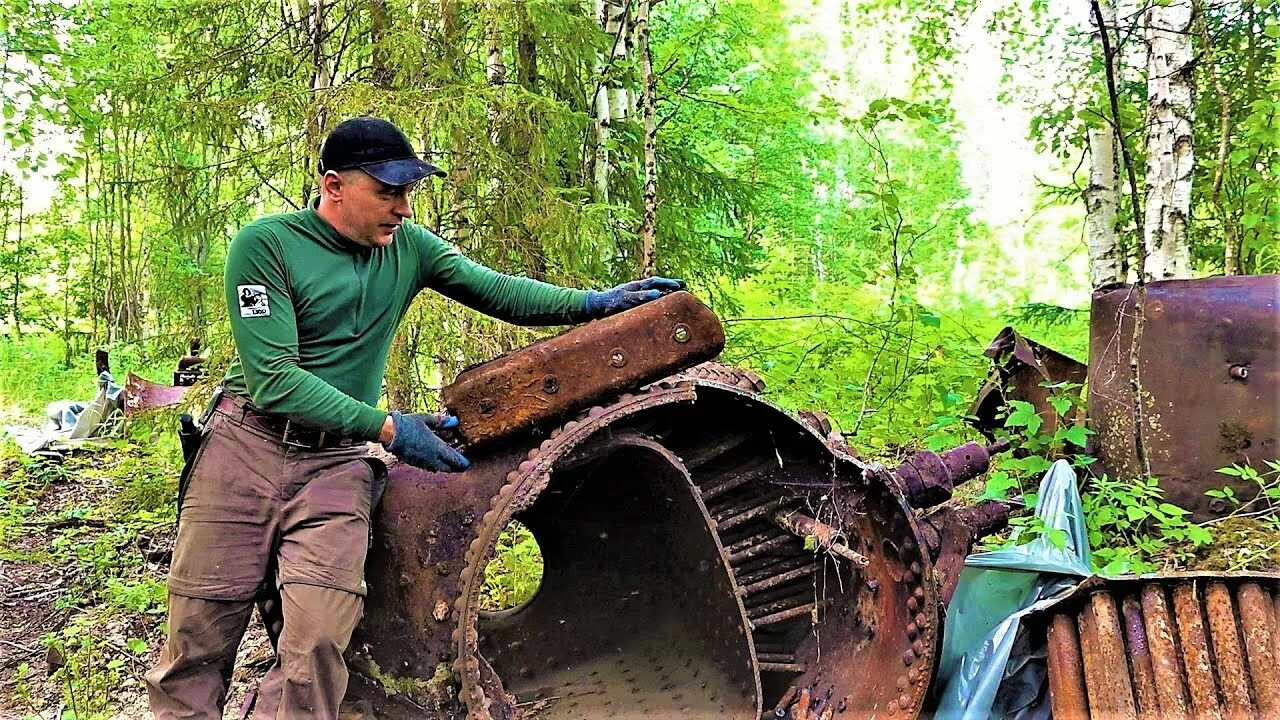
[592, 0, 628, 203]
[1142, 0, 1195, 281]
[301, 0, 331, 206]
[1087, 128, 1123, 287]
[515, 0, 537, 92]
[636, 0, 657, 276]
[370, 0, 392, 89]
[441, 0, 472, 245]
[486, 2, 506, 147]
[1087, 0, 1124, 288]
[12, 182, 22, 339]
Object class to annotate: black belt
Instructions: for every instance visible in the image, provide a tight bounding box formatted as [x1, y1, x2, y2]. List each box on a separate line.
[215, 394, 359, 450]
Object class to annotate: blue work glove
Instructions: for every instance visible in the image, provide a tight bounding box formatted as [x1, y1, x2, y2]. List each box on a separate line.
[386, 411, 470, 472]
[584, 277, 686, 319]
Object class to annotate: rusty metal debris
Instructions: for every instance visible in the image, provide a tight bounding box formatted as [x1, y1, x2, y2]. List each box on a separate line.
[351, 302, 1009, 720]
[1036, 572, 1280, 720]
[442, 291, 724, 447]
[1089, 276, 1279, 519]
[121, 372, 192, 414]
[969, 326, 1087, 440]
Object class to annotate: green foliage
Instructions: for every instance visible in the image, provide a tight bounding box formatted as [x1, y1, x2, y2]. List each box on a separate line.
[42, 614, 132, 719]
[1083, 475, 1211, 575]
[1213, 459, 1280, 514]
[480, 521, 543, 612]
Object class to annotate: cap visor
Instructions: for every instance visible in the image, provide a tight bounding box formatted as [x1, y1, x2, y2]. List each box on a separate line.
[361, 157, 446, 185]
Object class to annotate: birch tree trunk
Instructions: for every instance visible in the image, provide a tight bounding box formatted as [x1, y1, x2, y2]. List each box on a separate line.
[486, 3, 506, 147]
[1087, 0, 1124, 288]
[592, 0, 628, 203]
[301, 0, 330, 206]
[1142, 0, 1195, 280]
[1087, 128, 1123, 287]
[636, 0, 657, 276]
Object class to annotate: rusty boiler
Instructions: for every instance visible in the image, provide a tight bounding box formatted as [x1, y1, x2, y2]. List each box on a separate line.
[341, 292, 1010, 719]
[1089, 276, 1279, 519]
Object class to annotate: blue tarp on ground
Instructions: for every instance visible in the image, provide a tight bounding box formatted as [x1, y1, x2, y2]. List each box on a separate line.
[933, 459, 1094, 720]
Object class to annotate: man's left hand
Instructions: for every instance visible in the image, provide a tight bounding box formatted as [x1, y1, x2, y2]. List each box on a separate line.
[584, 277, 686, 319]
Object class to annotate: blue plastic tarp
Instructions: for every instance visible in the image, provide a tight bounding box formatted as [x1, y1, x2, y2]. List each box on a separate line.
[932, 459, 1094, 720]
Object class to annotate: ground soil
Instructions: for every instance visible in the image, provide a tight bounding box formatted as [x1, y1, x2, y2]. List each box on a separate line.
[0, 444, 274, 719]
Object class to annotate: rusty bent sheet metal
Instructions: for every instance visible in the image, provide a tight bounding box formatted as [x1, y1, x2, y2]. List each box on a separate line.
[121, 372, 192, 414]
[969, 326, 1087, 440]
[1034, 572, 1280, 720]
[1089, 276, 1279, 520]
[350, 357, 1009, 720]
[442, 290, 725, 447]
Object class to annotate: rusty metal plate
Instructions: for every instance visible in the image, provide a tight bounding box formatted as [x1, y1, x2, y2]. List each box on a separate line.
[1034, 572, 1280, 720]
[970, 326, 1087, 439]
[443, 291, 724, 447]
[121, 372, 192, 414]
[1089, 276, 1279, 519]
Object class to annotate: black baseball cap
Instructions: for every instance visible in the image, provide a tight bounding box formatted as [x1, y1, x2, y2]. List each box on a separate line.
[319, 117, 446, 186]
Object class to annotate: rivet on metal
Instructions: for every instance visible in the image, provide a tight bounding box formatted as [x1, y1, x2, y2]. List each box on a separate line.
[609, 348, 628, 368]
[673, 324, 691, 343]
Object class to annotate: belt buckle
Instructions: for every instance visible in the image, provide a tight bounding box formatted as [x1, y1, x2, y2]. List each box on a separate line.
[281, 420, 325, 450]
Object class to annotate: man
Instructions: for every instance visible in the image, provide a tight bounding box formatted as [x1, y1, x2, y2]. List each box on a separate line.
[145, 116, 682, 718]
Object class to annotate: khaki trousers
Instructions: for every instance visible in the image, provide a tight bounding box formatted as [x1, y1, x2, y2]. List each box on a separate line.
[146, 407, 378, 719]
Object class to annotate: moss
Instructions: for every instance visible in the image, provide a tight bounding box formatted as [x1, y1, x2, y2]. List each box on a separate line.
[1192, 516, 1280, 571]
[346, 651, 458, 706]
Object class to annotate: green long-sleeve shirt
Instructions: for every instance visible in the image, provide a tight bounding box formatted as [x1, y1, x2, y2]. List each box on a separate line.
[222, 207, 590, 441]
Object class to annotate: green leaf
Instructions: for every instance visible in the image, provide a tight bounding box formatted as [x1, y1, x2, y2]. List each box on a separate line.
[1005, 401, 1043, 436]
[1063, 425, 1091, 448]
[1048, 395, 1072, 416]
[920, 311, 941, 328]
[1185, 525, 1213, 546]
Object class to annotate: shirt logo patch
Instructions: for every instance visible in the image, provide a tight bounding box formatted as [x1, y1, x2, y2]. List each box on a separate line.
[237, 285, 270, 317]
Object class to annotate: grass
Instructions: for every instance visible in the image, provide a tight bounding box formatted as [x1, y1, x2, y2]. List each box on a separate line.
[0, 335, 176, 423]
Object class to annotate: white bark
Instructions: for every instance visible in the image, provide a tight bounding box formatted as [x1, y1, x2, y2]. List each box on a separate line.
[1087, 128, 1123, 287]
[607, 0, 630, 121]
[1142, 0, 1195, 280]
[486, 4, 505, 147]
[592, 0, 629, 202]
[636, 0, 656, 275]
[1088, 0, 1124, 288]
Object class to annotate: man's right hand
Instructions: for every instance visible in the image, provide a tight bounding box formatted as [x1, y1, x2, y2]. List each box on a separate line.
[385, 411, 470, 472]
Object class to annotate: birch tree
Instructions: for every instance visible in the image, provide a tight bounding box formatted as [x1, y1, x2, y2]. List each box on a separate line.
[636, 0, 657, 276]
[1087, 128, 1122, 287]
[1142, 0, 1194, 280]
[592, 0, 630, 202]
[1086, 0, 1123, 288]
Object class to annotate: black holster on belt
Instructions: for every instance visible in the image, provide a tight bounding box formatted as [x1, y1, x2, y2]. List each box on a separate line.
[175, 388, 219, 526]
[175, 413, 204, 527]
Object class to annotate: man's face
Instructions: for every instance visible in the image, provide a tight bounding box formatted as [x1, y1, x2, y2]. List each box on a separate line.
[320, 170, 417, 248]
